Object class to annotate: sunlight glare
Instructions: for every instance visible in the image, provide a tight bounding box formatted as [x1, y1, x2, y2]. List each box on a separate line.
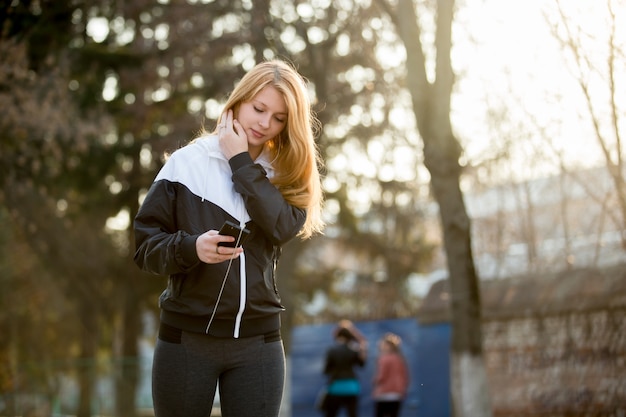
[102, 74, 118, 102]
[106, 208, 130, 232]
[86, 17, 109, 43]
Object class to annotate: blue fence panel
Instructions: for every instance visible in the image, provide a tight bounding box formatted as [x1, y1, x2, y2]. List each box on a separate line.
[290, 318, 451, 417]
[413, 322, 451, 417]
[290, 322, 336, 417]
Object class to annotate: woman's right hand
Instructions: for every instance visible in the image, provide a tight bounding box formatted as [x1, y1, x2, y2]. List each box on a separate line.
[196, 230, 243, 264]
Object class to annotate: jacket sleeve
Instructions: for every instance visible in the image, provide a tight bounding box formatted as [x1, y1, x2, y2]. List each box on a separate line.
[374, 356, 389, 385]
[229, 152, 306, 245]
[133, 179, 201, 276]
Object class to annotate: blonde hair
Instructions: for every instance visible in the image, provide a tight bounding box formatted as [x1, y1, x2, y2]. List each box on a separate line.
[211, 60, 324, 239]
[382, 333, 402, 353]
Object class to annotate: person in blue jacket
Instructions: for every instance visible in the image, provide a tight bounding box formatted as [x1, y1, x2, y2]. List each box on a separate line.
[134, 59, 325, 417]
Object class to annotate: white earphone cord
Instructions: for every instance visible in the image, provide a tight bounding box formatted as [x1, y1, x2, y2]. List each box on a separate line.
[205, 227, 245, 334]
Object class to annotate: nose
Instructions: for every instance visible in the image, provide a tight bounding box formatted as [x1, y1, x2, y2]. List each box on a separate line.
[259, 114, 271, 129]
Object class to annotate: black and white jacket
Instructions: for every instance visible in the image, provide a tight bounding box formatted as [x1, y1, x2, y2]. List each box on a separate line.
[134, 135, 306, 338]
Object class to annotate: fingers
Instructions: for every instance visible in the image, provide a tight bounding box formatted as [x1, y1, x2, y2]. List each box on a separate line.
[218, 110, 233, 140]
[219, 110, 233, 133]
[196, 230, 243, 264]
[217, 110, 230, 136]
[220, 110, 245, 136]
[218, 111, 248, 159]
[225, 109, 233, 128]
[214, 243, 242, 257]
[232, 119, 243, 137]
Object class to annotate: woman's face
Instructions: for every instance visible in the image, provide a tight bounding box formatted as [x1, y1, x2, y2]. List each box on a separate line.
[237, 85, 287, 158]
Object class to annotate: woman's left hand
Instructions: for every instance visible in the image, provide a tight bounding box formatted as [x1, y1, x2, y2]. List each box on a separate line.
[218, 109, 248, 159]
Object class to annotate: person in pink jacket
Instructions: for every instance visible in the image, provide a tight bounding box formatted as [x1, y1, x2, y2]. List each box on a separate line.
[372, 333, 410, 417]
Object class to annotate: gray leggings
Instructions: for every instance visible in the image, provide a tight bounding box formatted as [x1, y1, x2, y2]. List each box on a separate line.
[152, 324, 285, 417]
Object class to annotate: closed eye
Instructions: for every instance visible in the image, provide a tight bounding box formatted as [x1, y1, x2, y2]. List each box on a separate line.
[254, 106, 286, 123]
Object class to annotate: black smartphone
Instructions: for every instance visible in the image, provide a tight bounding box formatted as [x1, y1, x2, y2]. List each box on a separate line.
[218, 220, 250, 247]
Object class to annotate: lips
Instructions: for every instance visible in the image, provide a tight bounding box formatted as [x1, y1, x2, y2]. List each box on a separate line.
[250, 129, 264, 139]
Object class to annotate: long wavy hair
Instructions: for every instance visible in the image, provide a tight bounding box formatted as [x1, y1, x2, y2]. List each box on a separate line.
[209, 60, 324, 238]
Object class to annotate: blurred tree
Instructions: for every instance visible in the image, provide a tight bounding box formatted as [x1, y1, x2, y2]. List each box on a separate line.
[548, 0, 626, 249]
[374, 0, 492, 416]
[0, 3, 119, 415]
[463, 0, 626, 276]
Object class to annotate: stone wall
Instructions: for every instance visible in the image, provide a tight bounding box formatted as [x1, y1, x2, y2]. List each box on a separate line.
[418, 263, 626, 416]
[484, 309, 625, 416]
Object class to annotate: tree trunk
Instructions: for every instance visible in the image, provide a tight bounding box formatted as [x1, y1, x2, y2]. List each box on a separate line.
[385, 0, 493, 415]
[77, 305, 97, 417]
[433, 172, 491, 417]
[115, 154, 146, 417]
[116, 283, 140, 417]
[276, 239, 307, 352]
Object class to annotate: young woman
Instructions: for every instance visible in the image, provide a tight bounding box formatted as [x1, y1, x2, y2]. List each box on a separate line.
[134, 60, 324, 417]
[372, 333, 410, 417]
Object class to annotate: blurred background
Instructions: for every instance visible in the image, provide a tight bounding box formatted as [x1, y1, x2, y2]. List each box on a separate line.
[0, 0, 624, 416]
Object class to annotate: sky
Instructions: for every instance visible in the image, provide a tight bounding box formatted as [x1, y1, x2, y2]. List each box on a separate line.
[451, 0, 624, 178]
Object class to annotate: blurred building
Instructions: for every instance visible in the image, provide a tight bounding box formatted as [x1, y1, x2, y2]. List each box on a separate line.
[464, 165, 625, 278]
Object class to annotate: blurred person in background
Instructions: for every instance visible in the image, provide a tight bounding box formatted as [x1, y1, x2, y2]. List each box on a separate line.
[372, 333, 409, 417]
[322, 320, 368, 417]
